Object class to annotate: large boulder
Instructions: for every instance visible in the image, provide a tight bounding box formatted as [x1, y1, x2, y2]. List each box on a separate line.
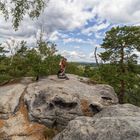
[24, 74, 118, 130]
[0, 84, 26, 119]
[53, 104, 140, 140]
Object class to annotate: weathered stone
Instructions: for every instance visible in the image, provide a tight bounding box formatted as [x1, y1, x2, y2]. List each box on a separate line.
[1, 74, 140, 140]
[0, 84, 26, 119]
[53, 104, 140, 140]
[20, 77, 34, 85]
[24, 74, 118, 129]
[94, 103, 140, 118]
[25, 86, 82, 130]
[0, 101, 47, 140]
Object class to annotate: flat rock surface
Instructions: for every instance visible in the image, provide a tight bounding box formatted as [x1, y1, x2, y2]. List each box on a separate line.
[0, 84, 26, 119]
[53, 104, 140, 140]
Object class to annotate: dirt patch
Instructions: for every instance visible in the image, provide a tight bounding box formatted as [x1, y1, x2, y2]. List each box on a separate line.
[80, 99, 93, 117]
[0, 120, 5, 128]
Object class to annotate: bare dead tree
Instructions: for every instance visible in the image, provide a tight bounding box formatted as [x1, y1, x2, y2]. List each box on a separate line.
[94, 46, 99, 67]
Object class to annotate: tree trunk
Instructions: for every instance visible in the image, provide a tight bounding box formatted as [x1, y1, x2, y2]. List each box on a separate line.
[119, 46, 125, 104]
[119, 80, 125, 103]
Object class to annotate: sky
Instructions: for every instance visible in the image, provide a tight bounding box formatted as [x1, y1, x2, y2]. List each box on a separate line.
[0, 0, 140, 62]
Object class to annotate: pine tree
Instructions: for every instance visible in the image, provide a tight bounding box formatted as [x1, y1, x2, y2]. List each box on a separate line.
[100, 26, 140, 103]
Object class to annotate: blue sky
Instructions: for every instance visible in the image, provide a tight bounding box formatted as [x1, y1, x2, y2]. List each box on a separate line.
[0, 0, 140, 62]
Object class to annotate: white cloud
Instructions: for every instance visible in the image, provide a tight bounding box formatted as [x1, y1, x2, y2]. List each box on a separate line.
[36, 0, 93, 34]
[82, 22, 110, 35]
[94, 32, 105, 39]
[59, 50, 86, 60]
[133, 50, 140, 64]
[63, 38, 84, 43]
[0, 0, 95, 45]
[74, 46, 80, 49]
[63, 37, 95, 45]
[94, 0, 140, 24]
[59, 49, 102, 62]
[48, 31, 60, 41]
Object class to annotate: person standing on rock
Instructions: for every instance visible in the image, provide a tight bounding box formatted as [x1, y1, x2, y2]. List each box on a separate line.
[57, 57, 69, 79]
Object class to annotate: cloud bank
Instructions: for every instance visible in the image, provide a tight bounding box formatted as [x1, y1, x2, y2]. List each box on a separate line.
[0, 0, 140, 62]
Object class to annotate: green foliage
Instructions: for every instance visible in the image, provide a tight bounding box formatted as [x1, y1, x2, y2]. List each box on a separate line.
[0, 2, 9, 20]
[0, 74, 13, 83]
[0, 0, 48, 29]
[99, 25, 140, 104]
[66, 62, 84, 76]
[0, 40, 61, 83]
[83, 65, 94, 77]
[86, 63, 140, 106]
[100, 26, 140, 63]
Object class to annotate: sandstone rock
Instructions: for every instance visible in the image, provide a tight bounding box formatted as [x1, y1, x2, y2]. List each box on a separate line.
[20, 77, 34, 85]
[25, 85, 83, 130]
[0, 74, 119, 139]
[24, 74, 118, 130]
[93, 103, 140, 118]
[53, 104, 140, 140]
[0, 99, 47, 140]
[0, 84, 26, 119]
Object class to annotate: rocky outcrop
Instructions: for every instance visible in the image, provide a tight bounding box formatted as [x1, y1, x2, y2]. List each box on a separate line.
[0, 84, 26, 119]
[53, 104, 140, 140]
[3, 74, 140, 140]
[24, 74, 118, 130]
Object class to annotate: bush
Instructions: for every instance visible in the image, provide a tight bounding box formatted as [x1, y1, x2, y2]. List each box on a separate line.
[0, 74, 13, 83]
